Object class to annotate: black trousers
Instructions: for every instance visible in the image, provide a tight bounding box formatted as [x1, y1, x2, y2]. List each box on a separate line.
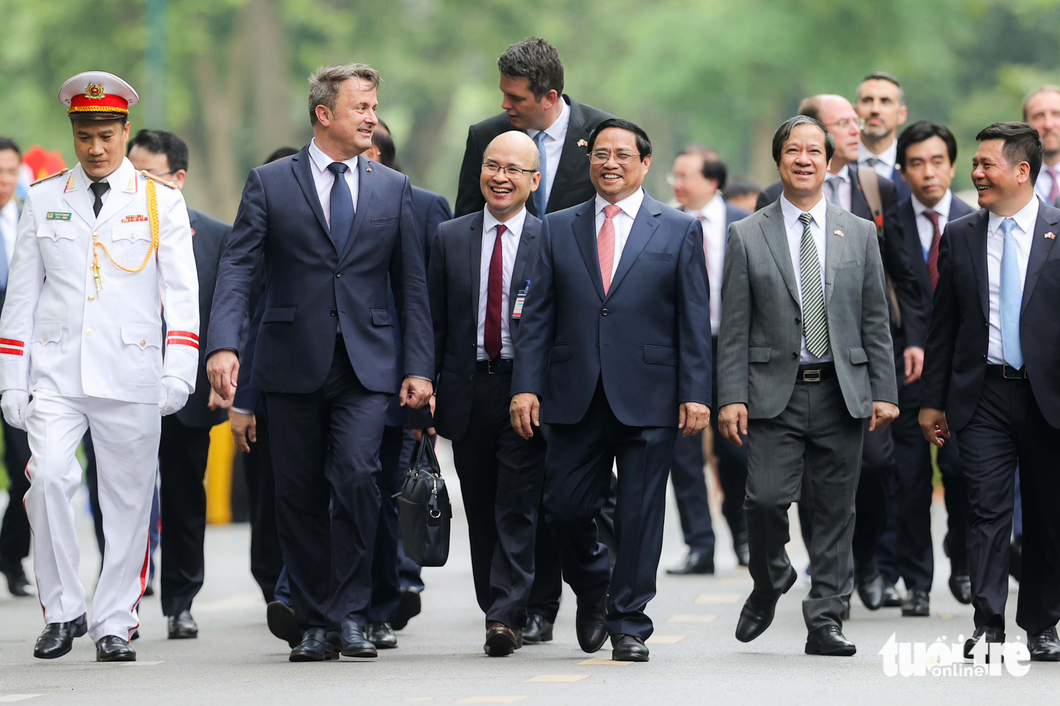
[0, 418, 31, 570]
[545, 381, 677, 639]
[851, 423, 896, 573]
[158, 414, 212, 616]
[265, 340, 390, 631]
[242, 407, 284, 603]
[368, 424, 416, 622]
[957, 375, 1060, 635]
[451, 371, 547, 628]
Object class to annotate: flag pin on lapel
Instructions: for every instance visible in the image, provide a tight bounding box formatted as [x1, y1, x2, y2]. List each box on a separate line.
[834, 229, 845, 238]
[577, 139, 588, 147]
[1046, 232, 1055, 240]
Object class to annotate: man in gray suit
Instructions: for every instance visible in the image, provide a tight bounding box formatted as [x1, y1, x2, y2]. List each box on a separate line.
[718, 116, 899, 656]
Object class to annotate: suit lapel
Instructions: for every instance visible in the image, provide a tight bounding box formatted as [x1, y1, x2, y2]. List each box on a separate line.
[761, 201, 799, 305]
[607, 196, 661, 299]
[339, 156, 373, 261]
[292, 149, 331, 240]
[967, 211, 990, 319]
[572, 200, 606, 301]
[824, 205, 848, 308]
[468, 212, 483, 323]
[545, 98, 587, 213]
[1021, 204, 1060, 313]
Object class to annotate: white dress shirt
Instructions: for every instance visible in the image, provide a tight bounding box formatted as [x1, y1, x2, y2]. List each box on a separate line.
[686, 194, 727, 333]
[780, 194, 833, 364]
[858, 140, 897, 181]
[477, 206, 526, 361]
[824, 167, 852, 212]
[911, 190, 953, 260]
[526, 98, 570, 207]
[1034, 163, 1060, 204]
[594, 188, 645, 281]
[985, 196, 1039, 365]
[308, 138, 360, 226]
[0, 198, 18, 267]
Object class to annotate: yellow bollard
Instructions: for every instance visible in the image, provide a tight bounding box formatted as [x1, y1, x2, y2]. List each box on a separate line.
[205, 421, 235, 525]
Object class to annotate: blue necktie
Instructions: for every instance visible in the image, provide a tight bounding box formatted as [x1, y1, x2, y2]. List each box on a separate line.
[533, 131, 548, 216]
[327, 162, 353, 255]
[999, 217, 1024, 369]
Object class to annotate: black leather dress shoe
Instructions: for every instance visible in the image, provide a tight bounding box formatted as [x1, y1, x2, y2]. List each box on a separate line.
[523, 613, 554, 643]
[1029, 627, 1060, 662]
[901, 589, 930, 617]
[855, 567, 884, 610]
[365, 621, 397, 649]
[948, 573, 972, 604]
[392, 587, 421, 631]
[2, 562, 32, 597]
[484, 622, 518, 657]
[611, 634, 649, 662]
[290, 628, 338, 662]
[575, 593, 608, 653]
[735, 566, 797, 643]
[881, 580, 903, 608]
[267, 601, 301, 648]
[339, 620, 377, 658]
[96, 635, 136, 662]
[666, 551, 714, 575]
[963, 626, 1005, 660]
[805, 625, 856, 656]
[167, 610, 198, 639]
[33, 613, 87, 659]
[733, 531, 750, 567]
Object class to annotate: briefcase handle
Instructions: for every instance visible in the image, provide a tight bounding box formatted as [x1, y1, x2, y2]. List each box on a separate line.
[410, 436, 445, 518]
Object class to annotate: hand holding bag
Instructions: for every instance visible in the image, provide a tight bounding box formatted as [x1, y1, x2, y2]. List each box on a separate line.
[398, 435, 452, 567]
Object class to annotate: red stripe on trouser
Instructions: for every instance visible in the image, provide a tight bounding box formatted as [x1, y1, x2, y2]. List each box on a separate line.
[128, 537, 151, 642]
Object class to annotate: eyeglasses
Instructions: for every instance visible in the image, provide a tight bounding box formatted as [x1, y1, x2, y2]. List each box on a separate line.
[666, 173, 693, 185]
[824, 117, 865, 132]
[589, 151, 641, 165]
[481, 162, 537, 178]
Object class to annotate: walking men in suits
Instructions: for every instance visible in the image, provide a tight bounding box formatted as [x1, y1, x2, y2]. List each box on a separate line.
[455, 37, 612, 218]
[855, 73, 910, 202]
[425, 131, 547, 656]
[0, 136, 33, 599]
[890, 121, 975, 617]
[0, 71, 200, 662]
[207, 63, 434, 663]
[126, 129, 231, 640]
[512, 118, 712, 663]
[723, 115, 899, 656]
[920, 121, 1060, 661]
[666, 145, 750, 574]
[1024, 86, 1060, 207]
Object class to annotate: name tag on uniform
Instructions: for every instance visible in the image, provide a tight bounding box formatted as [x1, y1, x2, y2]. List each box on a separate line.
[46, 212, 72, 221]
[512, 280, 530, 319]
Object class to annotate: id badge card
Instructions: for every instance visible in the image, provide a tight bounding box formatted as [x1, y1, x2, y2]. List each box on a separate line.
[512, 288, 528, 319]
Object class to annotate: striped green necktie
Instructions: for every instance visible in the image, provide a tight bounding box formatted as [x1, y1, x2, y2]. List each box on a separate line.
[798, 212, 829, 358]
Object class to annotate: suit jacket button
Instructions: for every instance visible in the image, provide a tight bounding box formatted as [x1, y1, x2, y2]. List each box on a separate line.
[602, 308, 609, 316]
[335, 271, 342, 278]
[330, 309, 337, 317]
[469, 374, 474, 381]
[795, 317, 801, 324]
[792, 352, 798, 359]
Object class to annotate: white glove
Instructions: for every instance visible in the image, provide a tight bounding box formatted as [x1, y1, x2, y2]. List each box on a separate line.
[159, 377, 191, 417]
[1, 390, 30, 431]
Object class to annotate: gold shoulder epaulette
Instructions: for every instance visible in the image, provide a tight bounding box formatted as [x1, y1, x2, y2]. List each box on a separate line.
[31, 168, 69, 186]
[140, 170, 177, 189]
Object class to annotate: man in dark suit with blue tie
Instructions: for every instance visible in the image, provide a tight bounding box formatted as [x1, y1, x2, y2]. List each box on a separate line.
[511, 118, 712, 663]
[207, 63, 433, 663]
[887, 122, 975, 617]
[921, 121, 1060, 661]
[666, 145, 750, 575]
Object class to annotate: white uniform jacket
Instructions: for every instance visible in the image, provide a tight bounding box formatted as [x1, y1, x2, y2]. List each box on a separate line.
[0, 158, 199, 404]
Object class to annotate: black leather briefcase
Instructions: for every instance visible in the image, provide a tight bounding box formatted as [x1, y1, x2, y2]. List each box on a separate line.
[398, 436, 452, 567]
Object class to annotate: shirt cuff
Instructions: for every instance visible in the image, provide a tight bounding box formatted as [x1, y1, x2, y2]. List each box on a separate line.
[231, 407, 254, 416]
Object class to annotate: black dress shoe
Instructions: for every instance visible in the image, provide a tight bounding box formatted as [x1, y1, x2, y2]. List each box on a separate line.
[901, 589, 930, 617]
[611, 634, 649, 662]
[666, 551, 714, 575]
[290, 628, 338, 662]
[1029, 627, 1060, 662]
[33, 613, 87, 659]
[2, 562, 32, 597]
[575, 593, 608, 653]
[96, 635, 136, 662]
[392, 587, 422, 631]
[484, 622, 518, 657]
[881, 580, 903, 608]
[267, 601, 301, 648]
[733, 531, 750, 568]
[963, 626, 1005, 660]
[167, 610, 198, 639]
[365, 621, 397, 649]
[522, 613, 554, 643]
[338, 620, 377, 658]
[855, 567, 884, 610]
[948, 573, 972, 605]
[735, 566, 797, 643]
[805, 625, 856, 656]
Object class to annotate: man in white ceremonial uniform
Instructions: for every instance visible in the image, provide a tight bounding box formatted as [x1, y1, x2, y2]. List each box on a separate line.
[0, 71, 199, 663]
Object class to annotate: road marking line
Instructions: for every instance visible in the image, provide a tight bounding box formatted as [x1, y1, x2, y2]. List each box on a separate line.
[646, 635, 685, 645]
[694, 593, 742, 605]
[117, 661, 165, 666]
[523, 675, 589, 683]
[666, 614, 717, 624]
[0, 697, 43, 703]
[578, 658, 631, 666]
[455, 698, 528, 704]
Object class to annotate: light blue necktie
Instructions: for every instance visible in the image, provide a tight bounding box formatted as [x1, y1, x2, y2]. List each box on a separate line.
[533, 131, 548, 216]
[999, 217, 1024, 369]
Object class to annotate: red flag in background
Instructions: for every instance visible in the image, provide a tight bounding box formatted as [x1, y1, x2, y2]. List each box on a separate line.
[22, 145, 66, 181]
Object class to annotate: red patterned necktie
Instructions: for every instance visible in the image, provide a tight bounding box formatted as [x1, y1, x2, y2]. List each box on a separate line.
[598, 205, 620, 294]
[925, 210, 942, 292]
[484, 224, 506, 359]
